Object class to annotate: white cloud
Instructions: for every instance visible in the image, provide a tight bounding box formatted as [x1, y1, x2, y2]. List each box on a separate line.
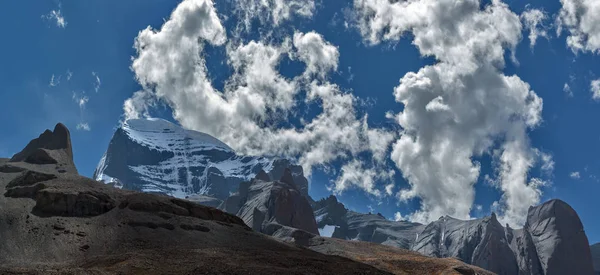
[329, 159, 395, 197]
[564, 83, 573, 97]
[126, 0, 394, 180]
[536, 149, 554, 175]
[66, 70, 73, 81]
[76, 123, 91, 131]
[232, 0, 315, 30]
[42, 3, 67, 28]
[293, 32, 340, 79]
[354, 0, 544, 226]
[72, 92, 90, 131]
[556, 0, 600, 54]
[520, 7, 549, 49]
[394, 212, 403, 221]
[72, 92, 89, 109]
[92, 72, 101, 92]
[385, 183, 394, 196]
[591, 79, 600, 100]
[49, 74, 60, 87]
[570, 171, 581, 179]
[347, 66, 355, 82]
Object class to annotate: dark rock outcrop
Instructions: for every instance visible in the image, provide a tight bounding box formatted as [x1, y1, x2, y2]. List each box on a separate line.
[591, 243, 600, 275]
[526, 199, 594, 275]
[312, 195, 424, 247]
[221, 173, 319, 235]
[313, 195, 593, 275]
[413, 214, 519, 275]
[10, 123, 74, 166]
[269, 159, 310, 199]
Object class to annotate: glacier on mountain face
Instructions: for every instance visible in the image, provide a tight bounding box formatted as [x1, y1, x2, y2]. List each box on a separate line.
[93, 118, 276, 200]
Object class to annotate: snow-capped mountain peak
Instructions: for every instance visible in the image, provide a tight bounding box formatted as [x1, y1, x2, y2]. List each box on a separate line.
[122, 118, 233, 152]
[94, 118, 308, 202]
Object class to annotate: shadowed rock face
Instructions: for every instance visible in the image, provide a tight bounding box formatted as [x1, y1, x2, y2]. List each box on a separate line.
[413, 214, 519, 275]
[591, 243, 600, 275]
[10, 123, 74, 166]
[526, 199, 594, 275]
[314, 195, 594, 275]
[221, 169, 319, 235]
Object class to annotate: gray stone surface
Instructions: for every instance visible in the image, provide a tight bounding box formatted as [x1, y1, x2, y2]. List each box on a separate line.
[313, 195, 594, 275]
[591, 243, 600, 275]
[223, 170, 319, 235]
[526, 199, 594, 275]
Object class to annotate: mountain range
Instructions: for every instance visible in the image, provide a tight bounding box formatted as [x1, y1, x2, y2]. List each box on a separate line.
[0, 119, 596, 274]
[94, 118, 597, 275]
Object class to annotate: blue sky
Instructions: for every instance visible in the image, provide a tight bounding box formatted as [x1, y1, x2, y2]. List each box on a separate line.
[1, 0, 600, 243]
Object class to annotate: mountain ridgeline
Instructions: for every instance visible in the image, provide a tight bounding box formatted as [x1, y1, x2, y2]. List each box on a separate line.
[1, 122, 498, 275]
[92, 118, 595, 275]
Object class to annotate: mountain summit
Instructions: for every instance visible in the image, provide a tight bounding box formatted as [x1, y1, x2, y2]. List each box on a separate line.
[94, 119, 309, 201]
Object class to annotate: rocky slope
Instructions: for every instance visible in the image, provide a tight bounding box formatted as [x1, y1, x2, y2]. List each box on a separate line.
[1, 122, 499, 275]
[313, 195, 425, 248]
[94, 118, 309, 202]
[0, 123, 392, 274]
[92, 118, 595, 275]
[314, 196, 594, 275]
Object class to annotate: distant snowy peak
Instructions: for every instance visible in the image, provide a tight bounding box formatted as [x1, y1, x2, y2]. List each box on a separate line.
[94, 118, 309, 202]
[123, 118, 233, 152]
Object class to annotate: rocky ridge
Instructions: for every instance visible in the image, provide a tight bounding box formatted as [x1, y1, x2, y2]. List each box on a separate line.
[0, 122, 493, 275]
[92, 118, 595, 275]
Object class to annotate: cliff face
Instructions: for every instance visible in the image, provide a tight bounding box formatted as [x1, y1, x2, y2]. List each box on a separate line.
[221, 169, 319, 236]
[314, 197, 594, 275]
[526, 199, 594, 275]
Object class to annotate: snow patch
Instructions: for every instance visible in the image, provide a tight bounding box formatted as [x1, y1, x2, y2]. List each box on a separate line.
[318, 225, 338, 237]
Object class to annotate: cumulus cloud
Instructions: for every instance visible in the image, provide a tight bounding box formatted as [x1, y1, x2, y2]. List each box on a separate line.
[570, 171, 581, 179]
[293, 32, 340, 79]
[520, 7, 549, 49]
[354, 0, 544, 226]
[556, 0, 600, 54]
[66, 70, 73, 81]
[591, 79, 600, 100]
[125, 0, 394, 183]
[42, 3, 67, 28]
[232, 0, 315, 30]
[330, 159, 395, 197]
